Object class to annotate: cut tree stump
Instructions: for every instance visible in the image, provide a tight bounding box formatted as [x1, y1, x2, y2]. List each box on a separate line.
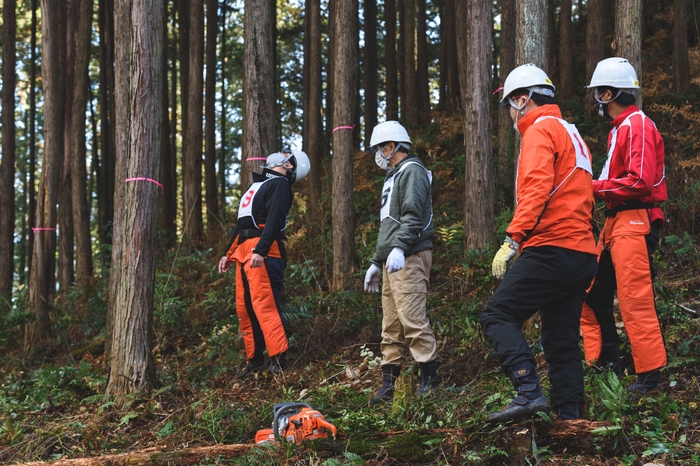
[16, 443, 266, 466]
[538, 419, 613, 439]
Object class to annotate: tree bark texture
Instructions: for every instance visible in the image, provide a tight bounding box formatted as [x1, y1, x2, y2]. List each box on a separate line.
[674, 0, 689, 94]
[363, 0, 378, 145]
[516, 0, 548, 70]
[585, 0, 605, 108]
[331, 0, 357, 291]
[243, 0, 278, 188]
[615, 0, 643, 107]
[59, 0, 75, 292]
[559, 0, 573, 97]
[219, 0, 227, 220]
[456, 0, 496, 250]
[497, 0, 516, 208]
[547, 0, 556, 76]
[306, 0, 323, 217]
[385, 0, 398, 120]
[98, 0, 116, 250]
[183, 0, 204, 243]
[26, 0, 67, 349]
[416, 0, 430, 125]
[402, 0, 417, 125]
[205, 0, 220, 228]
[159, 0, 176, 242]
[107, 0, 163, 401]
[71, 0, 95, 283]
[0, 0, 17, 299]
[302, 0, 311, 151]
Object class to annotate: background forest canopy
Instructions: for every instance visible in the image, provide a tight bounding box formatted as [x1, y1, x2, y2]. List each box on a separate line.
[1, 0, 700, 463]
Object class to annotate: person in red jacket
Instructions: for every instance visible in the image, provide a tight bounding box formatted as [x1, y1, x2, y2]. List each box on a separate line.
[482, 64, 598, 423]
[580, 58, 667, 393]
[218, 150, 310, 378]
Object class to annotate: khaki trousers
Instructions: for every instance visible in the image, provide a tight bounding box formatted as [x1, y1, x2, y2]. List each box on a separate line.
[380, 249, 438, 365]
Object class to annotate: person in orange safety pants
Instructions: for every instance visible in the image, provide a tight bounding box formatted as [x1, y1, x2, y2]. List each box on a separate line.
[580, 57, 667, 393]
[218, 150, 310, 378]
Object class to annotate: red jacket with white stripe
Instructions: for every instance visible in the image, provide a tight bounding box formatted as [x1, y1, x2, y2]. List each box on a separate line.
[592, 105, 667, 223]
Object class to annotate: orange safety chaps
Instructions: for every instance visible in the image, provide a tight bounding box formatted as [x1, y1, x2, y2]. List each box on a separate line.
[581, 209, 666, 374]
[232, 239, 288, 361]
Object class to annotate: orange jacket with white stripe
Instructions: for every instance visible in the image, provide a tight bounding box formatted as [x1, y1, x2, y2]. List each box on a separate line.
[593, 105, 667, 223]
[507, 104, 597, 255]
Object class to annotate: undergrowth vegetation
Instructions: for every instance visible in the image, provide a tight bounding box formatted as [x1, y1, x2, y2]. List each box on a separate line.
[3, 15, 700, 466]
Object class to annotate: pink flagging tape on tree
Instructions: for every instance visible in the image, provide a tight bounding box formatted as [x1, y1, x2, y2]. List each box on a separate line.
[332, 125, 355, 133]
[32, 228, 56, 234]
[492, 86, 504, 95]
[125, 177, 164, 193]
[246, 157, 268, 161]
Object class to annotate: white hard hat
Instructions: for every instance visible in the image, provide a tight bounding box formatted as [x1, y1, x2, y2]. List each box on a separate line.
[367, 121, 411, 152]
[288, 150, 310, 183]
[500, 63, 555, 106]
[585, 57, 640, 90]
[264, 150, 310, 183]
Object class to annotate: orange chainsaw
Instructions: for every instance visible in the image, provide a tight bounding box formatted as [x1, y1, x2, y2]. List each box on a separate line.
[255, 402, 338, 444]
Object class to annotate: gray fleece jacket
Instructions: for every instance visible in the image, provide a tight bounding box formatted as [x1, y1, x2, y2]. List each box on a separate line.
[371, 155, 434, 267]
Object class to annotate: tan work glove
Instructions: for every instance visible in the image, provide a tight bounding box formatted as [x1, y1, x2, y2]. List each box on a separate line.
[491, 237, 519, 279]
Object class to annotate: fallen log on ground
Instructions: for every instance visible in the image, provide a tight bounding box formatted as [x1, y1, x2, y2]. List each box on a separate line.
[16, 443, 264, 466]
[538, 419, 613, 439]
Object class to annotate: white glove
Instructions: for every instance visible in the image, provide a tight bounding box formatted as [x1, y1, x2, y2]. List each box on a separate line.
[385, 247, 405, 274]
[491, 237, 519, 279]
[364, 264, 382, 293]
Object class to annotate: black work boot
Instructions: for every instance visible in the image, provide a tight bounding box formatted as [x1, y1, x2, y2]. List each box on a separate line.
[269, 353, 287, 375]
[235, 360, 265, 380]
[369, 365, 401, 406]
[629, 369, 660, 394]
[555, 403, 582, 420]
[417, 360, 442, 395]
[486, 362, 550, 424]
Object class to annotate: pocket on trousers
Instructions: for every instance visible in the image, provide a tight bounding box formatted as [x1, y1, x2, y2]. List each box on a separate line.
[400, 283, 427, 294]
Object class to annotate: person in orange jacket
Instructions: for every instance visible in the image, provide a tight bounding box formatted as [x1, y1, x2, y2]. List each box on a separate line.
[481, 64, 598, 423]
[580, 58, 667, 393]
[218, 150, 310, 378]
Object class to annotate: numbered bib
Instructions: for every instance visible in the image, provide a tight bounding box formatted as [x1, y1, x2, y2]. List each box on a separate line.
[380, 162, 432, 223]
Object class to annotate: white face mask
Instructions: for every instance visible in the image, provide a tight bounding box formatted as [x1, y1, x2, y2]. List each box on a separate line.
[375, 148, 390, 170]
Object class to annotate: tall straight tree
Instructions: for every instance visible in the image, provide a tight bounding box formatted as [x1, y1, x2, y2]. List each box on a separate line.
[107, 0, 163, 402]
[98, 0, 116, 250]
[585, 0, 605, 107]
[416, 0, 430, 125]
[59, 0, 75, 291]
[306, 0, 323, 215]
[183, 0, 204, 243]
[0, 0, 17, 300]
[615, 0, 642, 107]
[385, 0, 398, 121]
[331, 0, 357, 291]
[402, 0, 417, 125]
[27, 0, 38, 281]
[674, 0, 689, 94]
[363, 0, 378, 146]
[71, 0, 95, 283]
[219, 0, 227, 218]
[205, 0, 219, 228]
[497, 0, 516, 206]
[547, 0, 556, 76]
[559, 0, 573, 97]
[456, 0, 496, 250]
[159, 0, 176, 243]
[439, 0, 459, 110]
[242, 0, 278, 187]
[27, 0, 66, 349]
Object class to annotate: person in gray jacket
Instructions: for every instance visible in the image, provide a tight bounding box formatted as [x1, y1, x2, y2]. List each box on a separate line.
[364, 121, 440, 406]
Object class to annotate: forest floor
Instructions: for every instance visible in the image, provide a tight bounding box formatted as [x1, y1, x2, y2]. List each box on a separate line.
[2, 111, 700, 465]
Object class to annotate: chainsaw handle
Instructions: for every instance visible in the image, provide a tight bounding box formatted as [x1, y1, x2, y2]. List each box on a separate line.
[272, 402, 312, 442]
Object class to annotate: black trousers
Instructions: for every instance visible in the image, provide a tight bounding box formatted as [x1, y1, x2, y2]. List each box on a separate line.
[481, 246, 598, 408]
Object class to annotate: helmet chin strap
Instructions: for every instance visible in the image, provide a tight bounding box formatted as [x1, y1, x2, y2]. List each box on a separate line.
[509, 89, 534, 126]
